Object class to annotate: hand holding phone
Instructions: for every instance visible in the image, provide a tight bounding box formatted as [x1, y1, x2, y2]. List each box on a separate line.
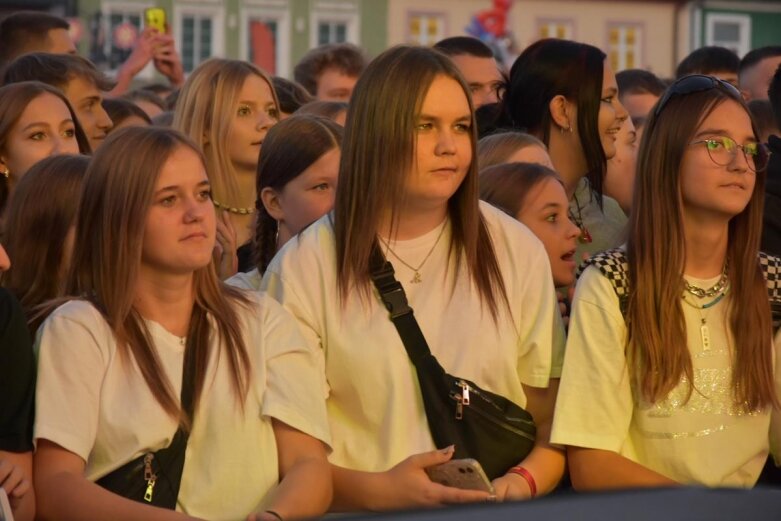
[425, 458, 495, 494]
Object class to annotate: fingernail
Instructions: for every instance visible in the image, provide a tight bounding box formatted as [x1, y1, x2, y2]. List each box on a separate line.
[440, 445, 454, 454]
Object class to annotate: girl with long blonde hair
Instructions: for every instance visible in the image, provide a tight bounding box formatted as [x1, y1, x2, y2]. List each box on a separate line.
[552, 76, 780, 488]
[33, 127, 331, 520]
[174, 59, 280, 276]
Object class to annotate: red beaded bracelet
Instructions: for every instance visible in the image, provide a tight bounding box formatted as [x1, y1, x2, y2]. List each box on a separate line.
[508, 466, 537, 498]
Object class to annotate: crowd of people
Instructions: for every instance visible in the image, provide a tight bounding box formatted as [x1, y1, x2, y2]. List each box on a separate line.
[1, 9, 781, 521]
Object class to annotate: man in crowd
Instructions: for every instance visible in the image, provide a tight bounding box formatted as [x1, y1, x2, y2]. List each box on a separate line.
[739, 46, 781, 101]
[676, 46, 740, 86]
[294, 43, 367, 102]
[434, 36, 505, 109]
[616, 68, 667, 142]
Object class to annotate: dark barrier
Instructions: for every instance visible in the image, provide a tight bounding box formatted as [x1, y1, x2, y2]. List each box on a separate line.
[350, 487, 781, 521]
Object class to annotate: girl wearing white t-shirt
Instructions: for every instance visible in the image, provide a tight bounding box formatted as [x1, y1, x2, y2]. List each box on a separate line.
[551, 76, 781, 488]
[34, 127, 332, 521]
[261, 46, 565, 510]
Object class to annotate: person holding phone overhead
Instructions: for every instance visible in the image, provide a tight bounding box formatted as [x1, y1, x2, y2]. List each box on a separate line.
[262, 45, 565, 511]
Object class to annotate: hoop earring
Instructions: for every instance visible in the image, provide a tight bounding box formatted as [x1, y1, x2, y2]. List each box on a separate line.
[559, 122, 573, 134]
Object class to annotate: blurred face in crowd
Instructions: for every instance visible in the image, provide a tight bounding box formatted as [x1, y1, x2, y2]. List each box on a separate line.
[315, 68, 358, 102]
[62, 75, 113, 150]
[266, 147, 340, 245]
[605, 117, 638, 214]
[505, 144, 555, 168]
[0, 92, 80, 181]
[449, 54, 504, 108]
[228, 74, 279, 174]
[142, 146, 216, 276]
[619, 91, 659, 142]
[516, 177, 580, 287]
[740, 56, 781, 101]
[405, 74, 472, 212]
[45, 28, 78, 54]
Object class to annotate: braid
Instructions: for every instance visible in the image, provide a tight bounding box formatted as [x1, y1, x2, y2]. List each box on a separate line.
[252, 200, 279, 275]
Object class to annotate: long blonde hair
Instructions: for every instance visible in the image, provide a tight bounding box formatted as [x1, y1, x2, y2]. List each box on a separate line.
[335, 45, 508, 317]
[627, 86, 776, 411]
[66, 126, 251, 424]
[173, 58, 280, 207]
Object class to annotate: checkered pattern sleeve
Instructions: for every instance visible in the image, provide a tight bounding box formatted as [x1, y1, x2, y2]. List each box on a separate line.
[759, 252, 781, 330]
[578, 248, 630, 318]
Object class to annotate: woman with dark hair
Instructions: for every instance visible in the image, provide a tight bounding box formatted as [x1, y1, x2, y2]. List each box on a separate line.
[552, 76, 780, 488]
[229, 114, 342, 285]
[33, 127, 331, 520]
[271, 77, 314, 119]
[0, 81, 90, 207]
[499, 39, 628, 259]
[262, 45, 564, 510]
[1, 154, 89, 332]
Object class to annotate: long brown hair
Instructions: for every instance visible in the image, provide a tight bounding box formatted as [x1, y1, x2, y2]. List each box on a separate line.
[627, 86, 776, 410]
[65, 126, 251, 424]
[477, 131, 546, 170]
[479, 162, 563, 218]
[254, 114, 342, 274]
[2, 154, 88, 331]
[335, 45, 508, 316]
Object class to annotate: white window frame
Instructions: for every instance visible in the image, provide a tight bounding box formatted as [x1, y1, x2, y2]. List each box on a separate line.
[536, 18, 575, 41]
[309, 0, 360, 48]
[240, 0, 291, 77]
[704, 12, 751, 57]
[606, 23, 644, 71]
[100, 0, 154, 78]
[174, 1, 225, 73]
[406, 11, 447, 46]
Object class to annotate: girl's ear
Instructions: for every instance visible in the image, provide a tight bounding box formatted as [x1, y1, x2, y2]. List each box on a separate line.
[549, 94, 575, 131]
[260, 187, 284, 221]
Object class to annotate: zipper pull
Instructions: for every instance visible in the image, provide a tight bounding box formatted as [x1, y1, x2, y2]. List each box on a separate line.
[456, 399, 463, 420]
[461, 381, 470, 405]
[143, 453, 157, 503]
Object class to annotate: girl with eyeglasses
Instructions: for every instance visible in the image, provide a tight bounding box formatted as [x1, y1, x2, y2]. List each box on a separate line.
[551, 75, 779, 488]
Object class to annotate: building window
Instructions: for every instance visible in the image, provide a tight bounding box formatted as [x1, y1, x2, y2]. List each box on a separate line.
[608, 24, 642, 71]
[309, 0, 359, 48]
[318, 20, 348, 45]
[96, 6, 147, 73]
[408, 12, 446, 46]
[181, 14, 213, 72]
[174, 3, 224, 73]
[240, 1, 291, 78]
[537, 19, 574, 40]
[705, 13, 751, 57]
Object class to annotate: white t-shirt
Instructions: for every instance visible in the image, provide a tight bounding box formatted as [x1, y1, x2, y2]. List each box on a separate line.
[34, 292, 331, 520]
[551, 265, 781, 486]
[259, 202, 564, 473]
[228, 268, 262, 292]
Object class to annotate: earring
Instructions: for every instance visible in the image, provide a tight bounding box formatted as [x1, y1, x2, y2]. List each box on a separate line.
[0, 167, 8, 178]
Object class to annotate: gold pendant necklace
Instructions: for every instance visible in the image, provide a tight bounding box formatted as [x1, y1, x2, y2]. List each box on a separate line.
[378, 220, 447, 284]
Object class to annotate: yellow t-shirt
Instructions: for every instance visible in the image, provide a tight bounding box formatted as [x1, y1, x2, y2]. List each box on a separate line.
[552, 265, 781, 486]
[261, 202, 565, 472]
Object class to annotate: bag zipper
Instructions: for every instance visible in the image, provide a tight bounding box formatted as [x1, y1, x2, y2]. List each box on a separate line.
[143, 453, 157, 502]
[451, 380, 536, 441]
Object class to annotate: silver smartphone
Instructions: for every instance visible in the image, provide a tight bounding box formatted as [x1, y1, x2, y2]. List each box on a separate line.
[425, 458, 495, 494]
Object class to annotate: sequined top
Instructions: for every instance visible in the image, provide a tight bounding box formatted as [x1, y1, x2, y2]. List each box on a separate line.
[552, 267, 781, 487]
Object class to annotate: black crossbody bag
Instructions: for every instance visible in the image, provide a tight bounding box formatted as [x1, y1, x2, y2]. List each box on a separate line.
[95, 342, 196, 509]
[369, 245, 536, 480]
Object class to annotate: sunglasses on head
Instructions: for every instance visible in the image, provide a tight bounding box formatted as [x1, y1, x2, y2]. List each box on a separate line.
[654, 74, 742, 117]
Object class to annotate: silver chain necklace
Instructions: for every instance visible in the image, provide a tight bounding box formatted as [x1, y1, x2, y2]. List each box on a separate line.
[377, 221, 447, 284]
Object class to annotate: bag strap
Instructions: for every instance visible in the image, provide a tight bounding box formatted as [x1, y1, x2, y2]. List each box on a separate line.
[368, 243, 435, 366]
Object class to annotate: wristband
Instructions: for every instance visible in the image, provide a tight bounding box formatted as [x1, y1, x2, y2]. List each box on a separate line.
[265, 511, 284, 521]
[508, 466, 537, 498]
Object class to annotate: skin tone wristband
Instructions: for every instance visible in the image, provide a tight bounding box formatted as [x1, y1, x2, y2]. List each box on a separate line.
[508, 466, 537, 498]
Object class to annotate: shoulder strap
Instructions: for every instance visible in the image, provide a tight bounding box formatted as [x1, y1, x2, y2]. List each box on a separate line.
[579, 248, 630, 318]
[368, 243, 435, 367]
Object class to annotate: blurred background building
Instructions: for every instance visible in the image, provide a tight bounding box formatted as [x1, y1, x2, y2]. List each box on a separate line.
[2, 0, 780, 80]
